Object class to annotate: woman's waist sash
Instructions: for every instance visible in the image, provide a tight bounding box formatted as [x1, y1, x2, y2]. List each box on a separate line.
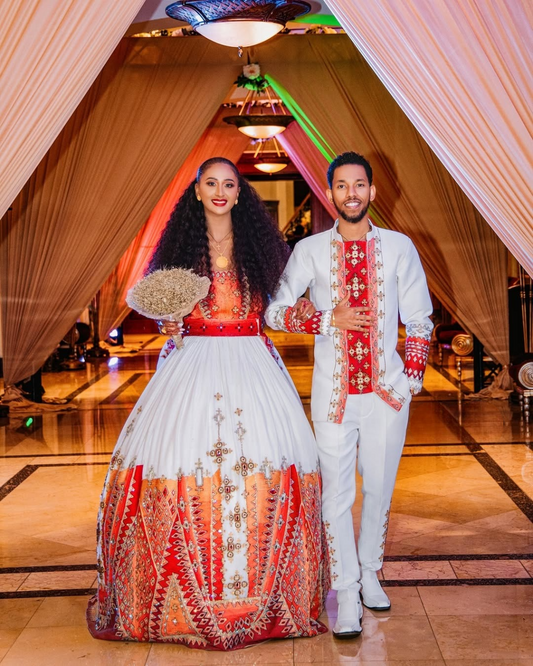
[183, 316, 262, 337]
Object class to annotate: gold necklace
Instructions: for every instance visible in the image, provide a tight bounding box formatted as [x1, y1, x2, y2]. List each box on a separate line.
[207, 230, 232, 269]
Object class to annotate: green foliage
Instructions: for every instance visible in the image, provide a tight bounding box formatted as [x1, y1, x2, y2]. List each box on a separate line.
[234, 74, 269, 91]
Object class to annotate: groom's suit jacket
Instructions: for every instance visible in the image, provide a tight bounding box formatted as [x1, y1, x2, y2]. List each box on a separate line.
[265, 221, 433, 424]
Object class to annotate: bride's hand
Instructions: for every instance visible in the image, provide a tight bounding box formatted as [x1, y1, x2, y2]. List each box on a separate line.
[157, 320, 183, 336]
[293, 298, 316, 322]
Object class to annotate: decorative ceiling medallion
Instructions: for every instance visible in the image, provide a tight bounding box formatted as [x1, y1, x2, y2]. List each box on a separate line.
[165, 0, 311, 47]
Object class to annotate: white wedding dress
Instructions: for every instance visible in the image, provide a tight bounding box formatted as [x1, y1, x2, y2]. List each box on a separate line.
[87, 271, 329, 650]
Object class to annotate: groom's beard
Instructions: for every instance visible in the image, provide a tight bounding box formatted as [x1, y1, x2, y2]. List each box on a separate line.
[334, 199, 370, 224]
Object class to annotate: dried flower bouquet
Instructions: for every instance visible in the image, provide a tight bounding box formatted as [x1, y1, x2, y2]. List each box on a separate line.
[126, 268, 211, 349]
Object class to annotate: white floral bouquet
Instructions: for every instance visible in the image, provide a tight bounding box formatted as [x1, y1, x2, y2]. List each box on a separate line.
[234, 63, 268, 91]
[126, 268, 210, 349]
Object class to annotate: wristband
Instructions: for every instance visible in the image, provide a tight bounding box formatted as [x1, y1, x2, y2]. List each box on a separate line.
[331, 311, 336, 327]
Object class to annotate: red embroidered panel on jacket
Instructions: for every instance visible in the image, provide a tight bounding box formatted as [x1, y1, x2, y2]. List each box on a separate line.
[344, 240, 373, 395]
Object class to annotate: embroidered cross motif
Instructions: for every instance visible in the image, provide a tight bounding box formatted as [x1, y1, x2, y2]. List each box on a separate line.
[260, 457, 273, 481]
[213, 408, 225, 427]
[233, 456, 257, 477]
[350, 370, 371, 392]
[349, 275, 366, 300]
[221, 536, 242, 559]
[235, 421, 246, 443]
[207, 437, 231, 466]
[354, 340, 369, 361]
[218, 475, 237, 502]
[227, 571, 248, 597]
[229, 502, 248, 530]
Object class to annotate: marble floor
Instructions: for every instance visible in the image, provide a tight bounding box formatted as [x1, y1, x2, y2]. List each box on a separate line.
[0, 332, 532, 664]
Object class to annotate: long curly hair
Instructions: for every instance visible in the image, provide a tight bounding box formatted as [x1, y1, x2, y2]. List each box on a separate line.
[148, 158, 290, 309]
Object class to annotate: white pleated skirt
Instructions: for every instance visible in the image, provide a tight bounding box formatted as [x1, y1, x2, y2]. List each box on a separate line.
[88, 335, 329, 649]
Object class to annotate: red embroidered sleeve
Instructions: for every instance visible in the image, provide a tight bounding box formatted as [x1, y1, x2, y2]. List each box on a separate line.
[279, 306, 333, 336]
[404, 323, 432, 394]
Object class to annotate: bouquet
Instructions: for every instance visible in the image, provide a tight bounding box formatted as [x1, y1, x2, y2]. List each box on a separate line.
[126, 268, 210, 349]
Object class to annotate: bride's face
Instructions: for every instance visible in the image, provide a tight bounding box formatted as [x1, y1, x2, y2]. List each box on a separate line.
[195, 164, 240, 217]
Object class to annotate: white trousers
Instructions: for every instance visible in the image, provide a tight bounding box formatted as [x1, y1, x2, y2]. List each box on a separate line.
[314, 392, 410, 591]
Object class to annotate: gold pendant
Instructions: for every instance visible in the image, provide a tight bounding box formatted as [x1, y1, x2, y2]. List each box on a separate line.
[215, 255, 229, 269]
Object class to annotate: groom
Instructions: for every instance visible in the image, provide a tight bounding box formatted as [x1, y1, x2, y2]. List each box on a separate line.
[266, 152, 433, 638]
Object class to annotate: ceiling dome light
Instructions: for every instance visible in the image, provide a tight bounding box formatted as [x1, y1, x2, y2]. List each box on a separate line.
[249, 136, 289, 174]
[255, 161, 288, 173]
[165, 1, 311, 48]
[196, 20, 282, 48]
[223, 114, 293, 138]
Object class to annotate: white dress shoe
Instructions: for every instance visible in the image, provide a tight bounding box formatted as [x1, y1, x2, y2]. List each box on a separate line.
[361, 570, 391, 611]
[332, 588, 363, 639]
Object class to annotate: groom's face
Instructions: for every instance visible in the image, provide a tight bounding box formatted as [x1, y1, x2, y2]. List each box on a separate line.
[327, 164, 376, 224]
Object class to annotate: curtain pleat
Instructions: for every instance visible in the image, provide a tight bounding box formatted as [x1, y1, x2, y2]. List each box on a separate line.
[278, 122, 337, 223]
[1, 31, 516, 380]
[0, 39, 241, 386]
[98, 108, 250, 338]
[256, 35, 509, 364]
[0, 0, 146, 219]
[326, 0, 533, 275]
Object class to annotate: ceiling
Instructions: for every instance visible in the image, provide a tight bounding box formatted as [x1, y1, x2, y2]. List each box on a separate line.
[126, 1, 338, 179]
[127, 0, 336, 35]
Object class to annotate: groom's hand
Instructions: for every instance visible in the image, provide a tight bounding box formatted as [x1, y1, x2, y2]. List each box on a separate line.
[332, 293, 375, 331]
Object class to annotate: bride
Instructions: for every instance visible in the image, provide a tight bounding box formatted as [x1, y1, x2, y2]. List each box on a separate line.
[87, 157, 330, 650]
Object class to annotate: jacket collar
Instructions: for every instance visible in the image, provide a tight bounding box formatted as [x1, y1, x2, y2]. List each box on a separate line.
[330, 218, 377, 242]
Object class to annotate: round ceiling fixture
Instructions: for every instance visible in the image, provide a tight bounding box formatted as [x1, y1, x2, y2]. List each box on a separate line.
[255, 161, 288, 174]
[165, 1, 311, 48]
[223, 113, 294, 139]
[249, 136, 289, 174]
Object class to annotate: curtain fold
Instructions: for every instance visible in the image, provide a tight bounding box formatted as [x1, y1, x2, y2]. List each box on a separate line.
[0, 0, 146, 219]
[98, 109, 250, 338]
[278, 122, 337, 224]
[326, 0, 533, 274]
[0, 39, 241, 386]
[256, 35, 509, 364]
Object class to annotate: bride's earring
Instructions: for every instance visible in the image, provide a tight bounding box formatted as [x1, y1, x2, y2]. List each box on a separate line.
[234, 198, 239, 205]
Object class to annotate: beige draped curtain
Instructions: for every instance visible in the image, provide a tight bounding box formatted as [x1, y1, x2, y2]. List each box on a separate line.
[0, 39, 241, 386]
[278, 122, 337, 223]
[326, 0, 533, 275]
[99, 109, 250, 338]
[257, 35, 509, 364]
[0, 0, 146, 219]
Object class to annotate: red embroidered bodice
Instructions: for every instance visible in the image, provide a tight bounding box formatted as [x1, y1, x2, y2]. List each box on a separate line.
[187, 271, 261, 321]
